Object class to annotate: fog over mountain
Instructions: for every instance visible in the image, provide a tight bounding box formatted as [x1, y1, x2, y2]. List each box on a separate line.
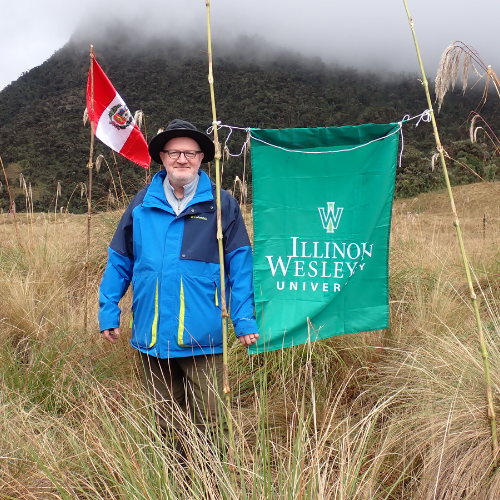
[2, 0, 500, 213]
[2, 0, 499, 91]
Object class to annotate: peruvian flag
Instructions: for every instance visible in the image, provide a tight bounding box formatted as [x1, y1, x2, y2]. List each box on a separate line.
[86, 56, 150, 169]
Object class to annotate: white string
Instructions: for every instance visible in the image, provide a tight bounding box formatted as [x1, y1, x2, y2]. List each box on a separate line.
[398, 123, 405, 169]
[414, 109, 433, 127]
[206, 122, 251, 158]
[250, 124, 402, 154]
[397, 109, 432, 168]
[206, 109, 432, 162]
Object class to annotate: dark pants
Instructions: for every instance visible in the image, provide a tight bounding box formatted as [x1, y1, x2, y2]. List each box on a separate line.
[138, 351, 226, 438]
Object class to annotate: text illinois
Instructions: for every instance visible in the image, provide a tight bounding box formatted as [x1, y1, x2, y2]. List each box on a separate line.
[265, 237, 374, 292]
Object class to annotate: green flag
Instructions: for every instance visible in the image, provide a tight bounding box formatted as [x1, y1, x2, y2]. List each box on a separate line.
[250, 122, 400, 354]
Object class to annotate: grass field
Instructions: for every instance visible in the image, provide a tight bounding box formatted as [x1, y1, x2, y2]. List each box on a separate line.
[1, 182, 500, 499]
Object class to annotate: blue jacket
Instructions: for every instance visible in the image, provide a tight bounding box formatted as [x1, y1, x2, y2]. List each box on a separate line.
[98, 169, 257, 358]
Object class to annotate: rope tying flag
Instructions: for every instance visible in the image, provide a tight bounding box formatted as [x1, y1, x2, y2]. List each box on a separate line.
[207, 109, 431, 169]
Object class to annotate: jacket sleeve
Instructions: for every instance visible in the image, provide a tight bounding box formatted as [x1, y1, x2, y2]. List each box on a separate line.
[222, 193, 258, 336]
[98, 188, 145, 331]
[98, 248, 133, 331]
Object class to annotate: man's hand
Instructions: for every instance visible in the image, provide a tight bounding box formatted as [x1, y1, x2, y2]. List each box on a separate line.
[238, 333, 259, 348]
[101, 328, 120, 344]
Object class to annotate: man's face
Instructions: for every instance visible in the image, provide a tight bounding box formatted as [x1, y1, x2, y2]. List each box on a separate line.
[159, 136, 204, 188]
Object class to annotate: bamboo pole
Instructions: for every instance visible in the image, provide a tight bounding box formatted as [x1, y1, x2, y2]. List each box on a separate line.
[84, 46, 95, 332]
[402, 0, 499, 462]
[242, 133, 249, 214]
[205, 0, 237, 468]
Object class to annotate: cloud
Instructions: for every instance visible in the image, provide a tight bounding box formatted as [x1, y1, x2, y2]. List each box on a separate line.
[1, 0, 499, 90]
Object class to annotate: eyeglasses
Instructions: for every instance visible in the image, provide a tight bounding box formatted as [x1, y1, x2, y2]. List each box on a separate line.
[161, 150, 202, 160]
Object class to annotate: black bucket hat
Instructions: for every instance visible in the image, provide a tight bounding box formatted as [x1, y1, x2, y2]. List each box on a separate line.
[148, 119, 215, 165]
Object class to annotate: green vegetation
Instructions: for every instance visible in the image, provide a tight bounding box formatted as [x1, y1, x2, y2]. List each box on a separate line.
[1, 36, 499, 212]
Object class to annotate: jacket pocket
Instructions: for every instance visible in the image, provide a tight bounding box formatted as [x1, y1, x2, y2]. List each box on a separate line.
[130, 274, 159, 349]
[177, 275, 223, 348]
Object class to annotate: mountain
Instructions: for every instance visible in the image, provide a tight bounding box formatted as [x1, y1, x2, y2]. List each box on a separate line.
[0, 31, 498, 213]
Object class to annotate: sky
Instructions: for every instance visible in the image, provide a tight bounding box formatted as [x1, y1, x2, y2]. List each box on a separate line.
[1, 0, 499, 91]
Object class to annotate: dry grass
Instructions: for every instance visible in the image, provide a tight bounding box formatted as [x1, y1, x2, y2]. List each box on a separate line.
[435, 41, 500, 112]
[0, 182, 499, 498]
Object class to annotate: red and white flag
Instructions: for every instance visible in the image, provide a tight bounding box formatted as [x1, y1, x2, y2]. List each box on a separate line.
[86, 57, 150, 169]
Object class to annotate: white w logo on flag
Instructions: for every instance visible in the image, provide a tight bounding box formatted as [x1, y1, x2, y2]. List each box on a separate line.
[318, 202, 343, 233]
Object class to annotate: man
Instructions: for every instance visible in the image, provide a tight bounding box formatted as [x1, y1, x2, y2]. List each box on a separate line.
[98, 118, 259, 441]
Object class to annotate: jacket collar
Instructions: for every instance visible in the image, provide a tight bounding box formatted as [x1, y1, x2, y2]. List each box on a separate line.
[142, 169, 214, 213]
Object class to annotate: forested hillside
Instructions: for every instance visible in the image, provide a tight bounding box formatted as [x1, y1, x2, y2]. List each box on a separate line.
[0, 32, 498, 212]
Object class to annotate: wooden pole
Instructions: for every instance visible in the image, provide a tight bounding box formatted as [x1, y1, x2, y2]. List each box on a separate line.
[206, 0, 237, 468]
[84, 46, 95, 332]
[402, 0, 499, 463]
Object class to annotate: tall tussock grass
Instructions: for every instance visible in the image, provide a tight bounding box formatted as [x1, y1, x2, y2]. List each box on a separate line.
[1, 183, 500, 498]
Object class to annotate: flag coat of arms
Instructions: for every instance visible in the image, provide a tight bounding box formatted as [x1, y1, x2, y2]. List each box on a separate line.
[250, 123, 400, 353]
[86, 57, 150, 168]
